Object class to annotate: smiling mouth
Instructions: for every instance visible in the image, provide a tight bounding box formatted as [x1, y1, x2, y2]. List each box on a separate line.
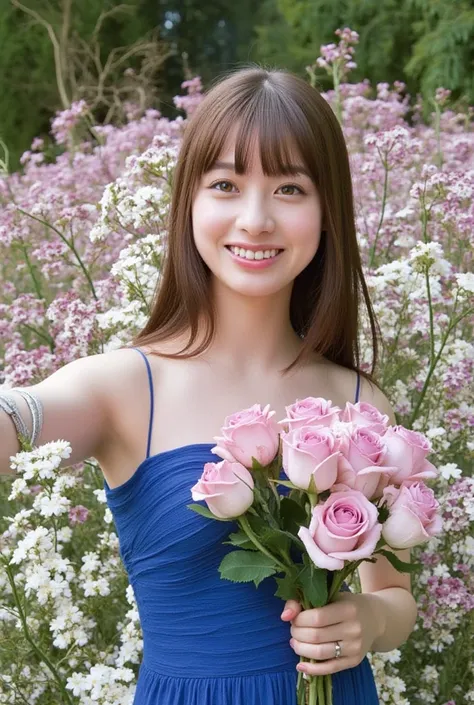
[225, 245, 284, 261]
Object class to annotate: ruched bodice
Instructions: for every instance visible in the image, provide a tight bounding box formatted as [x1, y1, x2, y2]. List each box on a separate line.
[103, 348, 379, 703]
[105, 444, 299, 679]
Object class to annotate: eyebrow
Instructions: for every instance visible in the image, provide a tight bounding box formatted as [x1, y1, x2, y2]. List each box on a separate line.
[207, 160, 311, 178]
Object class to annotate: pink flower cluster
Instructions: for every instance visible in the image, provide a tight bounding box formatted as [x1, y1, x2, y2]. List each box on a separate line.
[51, 100, 90, 145]
[418, 575, 474, 632]
[315, 27, 359, 76]
[192, 397, 442, 570]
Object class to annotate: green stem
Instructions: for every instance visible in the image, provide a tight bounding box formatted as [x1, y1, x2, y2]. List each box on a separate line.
[424, 267, 435, 367]
[332, 63, 342, 126]
[2, 562, 74, 705]
[17, 241, 45, 301]
[297, 669, 304, 702]
[315, 673, 324, 704]
[16, 208, 98, 300]
[238, 516, 290, 573]
[433, 102, 443, 167]
[369, 159, 389, 268]
[252, 485, 280, 530]
[20, 322, 55, 349]
[324, 674, 333, 705]
[408, 300, 474, 426]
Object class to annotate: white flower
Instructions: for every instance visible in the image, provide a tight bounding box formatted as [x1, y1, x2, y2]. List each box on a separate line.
[8, 477, 30, 500]
[93, 488, 107, 504]
[81, 551, 101, 572]
[33, 492, 71, 517]
[439, 462, 462, 480]
[408, 241, 451, 276]
[10, 527, 53, 565]
[455, 272, 474, 294]
[66, 672, 88, 696]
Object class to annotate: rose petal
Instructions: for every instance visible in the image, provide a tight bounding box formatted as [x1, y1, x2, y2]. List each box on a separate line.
[329, 522, 382, 560]
[298, 526, 344, 571]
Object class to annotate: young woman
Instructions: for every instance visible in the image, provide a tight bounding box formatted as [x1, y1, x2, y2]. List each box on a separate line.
[0, 66, 418, 704]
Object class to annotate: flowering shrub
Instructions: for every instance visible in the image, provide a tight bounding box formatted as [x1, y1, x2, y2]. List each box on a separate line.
[0, 30, 472, 705]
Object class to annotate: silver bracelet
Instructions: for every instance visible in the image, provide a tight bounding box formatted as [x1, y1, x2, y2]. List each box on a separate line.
[0, 393, 30, 442]
[10, 389, 44, 447]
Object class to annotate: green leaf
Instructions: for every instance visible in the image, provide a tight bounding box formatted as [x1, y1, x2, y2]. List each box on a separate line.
[222, 530, 258, 551]
[280, 496, 307, 532]
[376, 549, 422, 574]
[307, 475, 317, 495]
[377, 503, 390, 523]
[274, 573, 301, 601]
[246, 512, 269, 535]
[268, 479, 296, 489]
[259, 528, 292, 556]
[186, 503, 231, 522]
[218, 550, 278, 587]
[251, 456, 266, 471]
[298, 563, 328, 607]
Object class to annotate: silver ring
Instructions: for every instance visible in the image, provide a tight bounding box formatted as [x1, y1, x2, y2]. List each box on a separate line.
[334, 641, 342, 659]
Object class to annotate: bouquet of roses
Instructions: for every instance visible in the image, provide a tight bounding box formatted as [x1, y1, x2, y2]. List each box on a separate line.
[188, 397, 443, 705]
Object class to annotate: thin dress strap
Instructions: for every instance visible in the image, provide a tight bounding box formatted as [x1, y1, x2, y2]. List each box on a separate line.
[354, 370, 361, 404]
[131, 347, 155, 459]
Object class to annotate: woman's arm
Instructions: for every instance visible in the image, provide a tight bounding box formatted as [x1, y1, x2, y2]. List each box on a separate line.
[357, 382, 419, 652]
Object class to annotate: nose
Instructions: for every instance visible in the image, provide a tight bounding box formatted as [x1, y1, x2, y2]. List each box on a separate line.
[234, 195, 275, 236]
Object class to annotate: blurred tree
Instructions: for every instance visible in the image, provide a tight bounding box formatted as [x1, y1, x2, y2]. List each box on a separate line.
[252, 0, 474, 105]
[0, 0, 175, 168]
[2, 0, 472, 171]
[405, 0, 474, 103]
[0, 0, 258, 169]
[147, 0, 257, 119]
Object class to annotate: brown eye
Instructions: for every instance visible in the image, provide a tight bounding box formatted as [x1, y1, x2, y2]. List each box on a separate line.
[211, 180, 235, 193]
[280, 184, 304, 196]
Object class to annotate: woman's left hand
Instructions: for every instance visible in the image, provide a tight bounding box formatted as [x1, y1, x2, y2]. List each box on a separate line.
[281, 592, 382, 676]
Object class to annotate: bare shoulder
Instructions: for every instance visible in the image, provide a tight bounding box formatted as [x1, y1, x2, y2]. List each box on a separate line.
[95, 345, 160, 409]
[358, 373, 397, 425]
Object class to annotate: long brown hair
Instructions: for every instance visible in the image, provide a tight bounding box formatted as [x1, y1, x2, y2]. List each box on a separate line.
[127, 65, 381, 384]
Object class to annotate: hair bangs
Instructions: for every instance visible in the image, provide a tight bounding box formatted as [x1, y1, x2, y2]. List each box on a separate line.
[233, 93, 313, 179]
[195, 82, 319, 186]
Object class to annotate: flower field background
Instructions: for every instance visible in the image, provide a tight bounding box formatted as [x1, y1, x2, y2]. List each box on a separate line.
[0, 28, 473, 705]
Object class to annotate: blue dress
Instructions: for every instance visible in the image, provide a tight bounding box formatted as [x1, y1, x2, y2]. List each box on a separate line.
[104, 347, 380, 704]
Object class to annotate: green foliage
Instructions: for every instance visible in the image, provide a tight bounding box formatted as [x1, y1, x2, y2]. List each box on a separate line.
[405, 0, 474, 101]
[218, 549, 278, 588]
[298, 561, 327, 607]
[0, 0, 58, 167]
[253, 0, 474, 103]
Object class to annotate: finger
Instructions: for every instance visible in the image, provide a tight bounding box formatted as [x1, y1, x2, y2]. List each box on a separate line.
[290, 637, 353, 663]
[293, 600, 354, 628]
[281, 600, 302, 620]
[297, 655, 356, 677]
[290, 623, 355, 645]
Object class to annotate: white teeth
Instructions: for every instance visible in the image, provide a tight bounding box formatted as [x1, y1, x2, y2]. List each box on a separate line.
[229, 246, 280, 260]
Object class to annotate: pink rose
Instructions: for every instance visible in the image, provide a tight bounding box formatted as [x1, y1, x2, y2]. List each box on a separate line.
[381, 482, 443, 549]
[281, 426, 339, 492]
[334, 427, 396, 499]
[340, 402, 390, 435]
[382, 426, 438, 485]
[211, 403, 280, 467]
[191, 460, 254, 519]
[298, 489, 382, 571]
[278, 397, 341, 432]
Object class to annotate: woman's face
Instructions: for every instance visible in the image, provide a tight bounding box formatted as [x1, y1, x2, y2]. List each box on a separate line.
[191, 128, 323, 299]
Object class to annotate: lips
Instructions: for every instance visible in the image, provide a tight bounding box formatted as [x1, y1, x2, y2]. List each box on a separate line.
[225, 245, 284, 253]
